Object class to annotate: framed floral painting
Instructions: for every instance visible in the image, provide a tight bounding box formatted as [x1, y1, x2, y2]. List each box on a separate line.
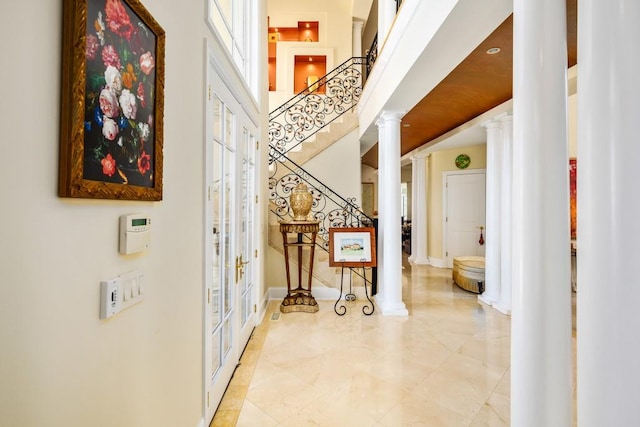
[59, 0, 165, 200]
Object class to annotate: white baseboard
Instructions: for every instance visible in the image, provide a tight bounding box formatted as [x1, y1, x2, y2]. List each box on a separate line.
[256, 291, 270, 322]
[268, 286, 341, 300]
[409, 255, 429, 265]
[428, 257, 447, 268]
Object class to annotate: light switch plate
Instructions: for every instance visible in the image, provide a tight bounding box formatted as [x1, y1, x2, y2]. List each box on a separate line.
[99, 270, 145, 320]
[100, 278, 120, 319]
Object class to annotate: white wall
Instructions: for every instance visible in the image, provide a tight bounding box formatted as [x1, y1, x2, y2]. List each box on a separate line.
[0, 1, 231, 425]
[361, 164, 378, 213]
[304, 129, 362, 211]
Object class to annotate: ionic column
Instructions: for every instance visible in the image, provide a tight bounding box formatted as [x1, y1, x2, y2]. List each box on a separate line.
[577, 1, 640, 425]
[375, 118, 386, 304]
[409, 153, 428, 265]
[353, 20, 364, 80]
[376, 110, 408, 316]
[479, 120, 503, 307]
[377, 0, 396, 52]
[494, 114, 513, 315]
[512, 0, 572, 425]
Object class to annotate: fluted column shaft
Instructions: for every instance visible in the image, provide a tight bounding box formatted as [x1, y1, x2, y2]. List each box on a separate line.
[512, 0, 572, 425]
[577, 1, 640, 425]
[409, 153, 428, 264]
[376, 118, 387, 304]
[376, 110, 408, 316]
[495, 114, 513, 315]
[377, 0, 396, 51]
[480, 120, 503, 306]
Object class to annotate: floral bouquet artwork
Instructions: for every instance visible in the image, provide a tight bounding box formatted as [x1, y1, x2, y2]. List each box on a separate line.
[85, 0, 157, 186]
[59, 0, 164, 200]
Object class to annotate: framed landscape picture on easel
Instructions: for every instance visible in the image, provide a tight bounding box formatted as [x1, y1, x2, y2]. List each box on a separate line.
[328, 227, 377, 267]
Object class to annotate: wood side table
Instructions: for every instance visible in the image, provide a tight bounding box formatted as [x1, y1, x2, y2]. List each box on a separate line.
[279, 220, 320, 313]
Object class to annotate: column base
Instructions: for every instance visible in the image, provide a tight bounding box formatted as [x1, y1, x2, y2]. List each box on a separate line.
[375, 296, 408, 316]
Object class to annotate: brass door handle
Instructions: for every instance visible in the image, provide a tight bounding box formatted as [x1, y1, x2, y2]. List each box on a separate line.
[235, 255, 249, 282]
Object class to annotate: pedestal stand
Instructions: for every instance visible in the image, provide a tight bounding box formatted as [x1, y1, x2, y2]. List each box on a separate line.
[279, 220, 320, 313]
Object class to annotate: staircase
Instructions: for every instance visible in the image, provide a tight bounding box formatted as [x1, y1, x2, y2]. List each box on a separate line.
[268, 57, 372, 290]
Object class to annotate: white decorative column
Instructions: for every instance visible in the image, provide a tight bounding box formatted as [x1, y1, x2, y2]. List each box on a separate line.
[409, 153, 428, 265]
[494, 114, 513, 315]
[577, 1, 640, 425]
[377, 0, 396, 52]
[512, 0, 572, 425]
[375, 118, 386, 304]
[376, 111, 408, 316]
[479, 120, 503, 306]
[352, 20, 364, 82]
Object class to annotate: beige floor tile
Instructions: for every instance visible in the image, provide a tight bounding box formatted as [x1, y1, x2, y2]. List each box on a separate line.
[236, 400, 279, 427]
[377, 393, 474, 427]
[213, 255, 580, 426]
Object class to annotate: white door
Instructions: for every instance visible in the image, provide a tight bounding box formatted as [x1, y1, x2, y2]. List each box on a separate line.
[443, 170, 486, 268]
[204, 70, 257, 422]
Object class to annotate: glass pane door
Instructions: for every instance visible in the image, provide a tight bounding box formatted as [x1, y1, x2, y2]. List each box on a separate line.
[205, 90, 237, 423]
[209, 96, 223, 381]
[238, 129, 255, 343]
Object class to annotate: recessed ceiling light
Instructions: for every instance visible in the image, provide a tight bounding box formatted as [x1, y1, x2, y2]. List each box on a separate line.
[486, 47, 501, 55]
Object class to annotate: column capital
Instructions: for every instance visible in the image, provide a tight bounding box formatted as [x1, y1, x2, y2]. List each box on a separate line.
[482, 118, 502, 130]
[411, 152, 429, 161]
[379, 110, 405, 123]
[499, 113, 513, 125]
[352, 20, 364, 32]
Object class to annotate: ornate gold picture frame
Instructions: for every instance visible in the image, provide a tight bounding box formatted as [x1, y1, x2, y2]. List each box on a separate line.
[59, 0, 165, 200]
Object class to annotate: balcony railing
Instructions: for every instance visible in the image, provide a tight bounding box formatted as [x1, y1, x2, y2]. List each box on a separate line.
[365, 34, 377, 78]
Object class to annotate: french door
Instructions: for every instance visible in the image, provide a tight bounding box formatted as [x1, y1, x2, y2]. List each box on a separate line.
[204, 65, 257, 422]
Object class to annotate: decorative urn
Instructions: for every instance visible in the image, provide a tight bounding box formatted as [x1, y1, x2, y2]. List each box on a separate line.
[290, 183, 313, 221]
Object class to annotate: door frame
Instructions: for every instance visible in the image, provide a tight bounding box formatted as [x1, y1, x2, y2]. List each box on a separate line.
[442, 169, 486, 268]
[203, 40, 260, 424]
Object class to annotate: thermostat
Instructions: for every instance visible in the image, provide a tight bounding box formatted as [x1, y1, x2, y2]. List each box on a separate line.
[119, 214, 151, 255]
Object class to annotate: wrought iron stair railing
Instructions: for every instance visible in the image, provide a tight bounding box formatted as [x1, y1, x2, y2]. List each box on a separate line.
[269, 57, 365, 157]
[267, 56, 376, 291]
[268, 150, 372, 251]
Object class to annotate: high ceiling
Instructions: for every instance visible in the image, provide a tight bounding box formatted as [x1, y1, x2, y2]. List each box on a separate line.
[361, 0, 577, 169]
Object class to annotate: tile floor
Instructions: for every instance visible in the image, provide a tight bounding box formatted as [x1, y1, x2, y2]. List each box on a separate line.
[211, 256, 576, 426]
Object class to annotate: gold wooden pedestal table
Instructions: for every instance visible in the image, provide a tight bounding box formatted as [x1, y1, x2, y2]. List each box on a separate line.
[279, 220, 320, 313]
